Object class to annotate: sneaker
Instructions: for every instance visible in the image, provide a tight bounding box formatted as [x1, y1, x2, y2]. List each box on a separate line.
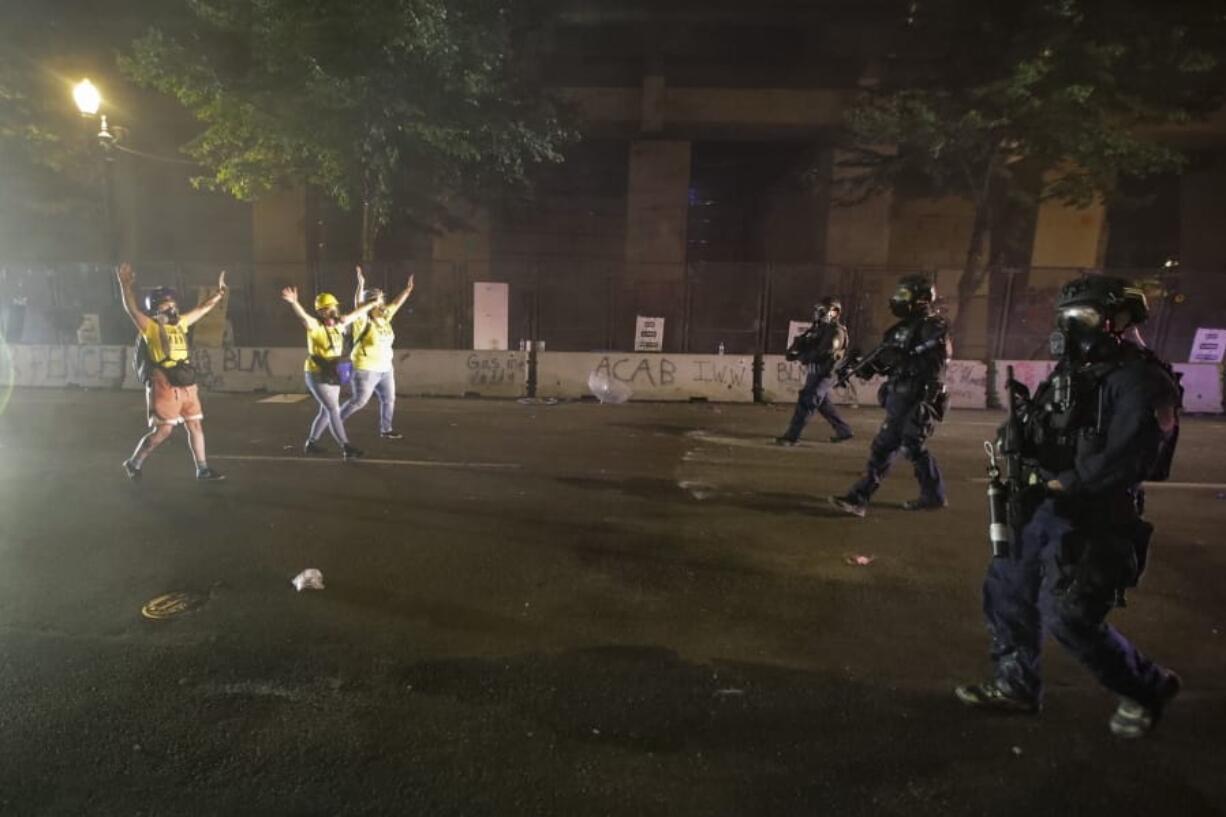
[1109, 671, 1181, 739]
[342, 444, 364, 461]
[902, 497, 948, 511]
[829, 434, 854, 444]
[954, 680, 1040, 714]
[829, 495, 867, 518]
[380, 430, 404, 440]
[774, 436, 798, 446]
[122, 459, 142, 480]
[196, 467, 226, 482]
[303, 440, 327, 455]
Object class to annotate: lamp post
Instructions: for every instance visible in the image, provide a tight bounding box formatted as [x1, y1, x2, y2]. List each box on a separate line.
[73, 79, 119, 264]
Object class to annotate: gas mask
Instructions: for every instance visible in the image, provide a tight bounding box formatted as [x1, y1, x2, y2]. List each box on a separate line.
[813, 306, 839, 325]
[155, 305, 180, 325]
[1050, 304, 1118, 363]
[889, 287, 918, 319]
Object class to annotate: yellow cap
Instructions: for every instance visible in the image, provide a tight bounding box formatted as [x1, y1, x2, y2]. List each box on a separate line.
[314, 292, 340, 311]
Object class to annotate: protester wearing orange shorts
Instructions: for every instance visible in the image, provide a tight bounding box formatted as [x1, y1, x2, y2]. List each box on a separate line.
[116, 262, 228, 481]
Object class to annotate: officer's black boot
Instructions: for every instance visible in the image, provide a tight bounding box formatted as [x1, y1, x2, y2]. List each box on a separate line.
[954, 680, 1039, 714]
[1110, 670, 1181, 738]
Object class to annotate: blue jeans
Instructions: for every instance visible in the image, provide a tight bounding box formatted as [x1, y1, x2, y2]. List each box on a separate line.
[305, 371, 349, 446]
[847, 381, 945, 505]
[341, 369, 396, 434]
[982, 499, 1166, 705]
[782, 367, 852, 441]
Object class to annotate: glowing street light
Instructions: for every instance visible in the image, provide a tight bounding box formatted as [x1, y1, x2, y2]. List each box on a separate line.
[73, 79, 102, 116]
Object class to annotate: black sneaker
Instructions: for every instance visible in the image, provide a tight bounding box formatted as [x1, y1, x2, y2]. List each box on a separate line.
[122, 459, 142, 480]
[380, 430, 404, 440]
[954, 680, 1039, 714]
[774, 436, 798, 447]
[304, 440, 327, 455]
[1109, 671, 1181, 739]
[902, 498, 948, 511]
[829, 495, 867, 518]
[342, 444, 364, 461]
[829, 434, 854, 444]
[196, 467, 226, 482]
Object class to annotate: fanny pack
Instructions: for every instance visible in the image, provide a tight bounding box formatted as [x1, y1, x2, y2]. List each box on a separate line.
[162, 362, 198, 387]
[311, 355, 354, 387]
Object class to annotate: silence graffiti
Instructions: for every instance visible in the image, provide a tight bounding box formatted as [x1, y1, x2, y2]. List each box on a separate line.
[3, 345, 128, 388]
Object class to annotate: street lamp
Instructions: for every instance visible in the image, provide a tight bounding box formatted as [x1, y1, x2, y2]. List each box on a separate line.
[72, 78, 118, 263]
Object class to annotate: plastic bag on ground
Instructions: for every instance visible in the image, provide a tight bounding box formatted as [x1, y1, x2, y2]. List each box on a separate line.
[587, 371, 632, 404]
[291, 569, 325, 591]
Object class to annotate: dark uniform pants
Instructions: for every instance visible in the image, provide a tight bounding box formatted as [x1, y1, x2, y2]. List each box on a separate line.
[847, 382, 944, 504]
[982, 498, 1166, 705]
[782, 368, 852, 441]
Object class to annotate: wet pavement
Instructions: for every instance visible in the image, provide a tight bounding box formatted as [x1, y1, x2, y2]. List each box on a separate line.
[1, 389, 1224, 816]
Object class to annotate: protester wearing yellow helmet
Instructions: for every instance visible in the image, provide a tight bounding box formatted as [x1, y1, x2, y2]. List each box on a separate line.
[340, 265, 415, 439]
[280, 285, 378, 460]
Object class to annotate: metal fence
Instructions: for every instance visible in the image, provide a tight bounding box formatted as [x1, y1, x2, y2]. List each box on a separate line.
[2, 259, 1222, 364]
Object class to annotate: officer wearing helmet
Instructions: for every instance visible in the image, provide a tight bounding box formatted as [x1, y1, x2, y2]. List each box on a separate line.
[830, 274, 951, 517]
[116, 262, 228, 481]
[776, 296, 853, 445]
[956, 276, 1183, 739]
[280, 283, 380, 460]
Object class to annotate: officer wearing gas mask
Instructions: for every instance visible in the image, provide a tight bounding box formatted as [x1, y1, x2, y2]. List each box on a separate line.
[957, 277, 1183, 739]
[829, 275, 950, 517]
[775, 296, 854, 445]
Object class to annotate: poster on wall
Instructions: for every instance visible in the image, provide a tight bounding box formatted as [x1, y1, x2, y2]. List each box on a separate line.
[473, 282, 509, 350]
[634, 316, 664, 352]
[1189, 327, 1226, 363]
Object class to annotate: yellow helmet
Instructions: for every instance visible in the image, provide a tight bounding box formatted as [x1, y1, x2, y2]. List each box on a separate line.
[314, 292, 340, 311]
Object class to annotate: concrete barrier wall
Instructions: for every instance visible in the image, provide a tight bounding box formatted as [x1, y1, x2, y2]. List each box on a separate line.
[1172, 364, 1224, 414]
[5, 344, 1221, 411]
[994, 360, 1223, 413]
[2, 344, 130, 389]
[762, 356, 987, 409]
[537, 352, 754, 402]
[393, 350, 527, 398]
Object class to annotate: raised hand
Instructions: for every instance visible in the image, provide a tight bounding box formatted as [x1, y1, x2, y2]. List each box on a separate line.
[406, 274, 415, 292]
[355, 265, 365, 284]
[280, 286, 298, 303]
[218, 270, 228, 290]
[116, 262, 135, 287]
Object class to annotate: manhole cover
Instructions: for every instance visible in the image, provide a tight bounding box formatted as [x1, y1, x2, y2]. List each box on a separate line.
[141, 591, 206, 621]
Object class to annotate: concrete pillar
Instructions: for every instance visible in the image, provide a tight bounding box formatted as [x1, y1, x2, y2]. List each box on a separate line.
[623, 139, 691, 350]
[823, 149, 893, 267]
[252, 186, 310, 344]
[1029, 191, 1106, 285]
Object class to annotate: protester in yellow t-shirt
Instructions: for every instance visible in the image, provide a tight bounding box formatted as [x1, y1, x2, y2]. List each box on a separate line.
[340, 266, 415, 439]
[116, 262, 228, 481]
[280, 285, 378, 460]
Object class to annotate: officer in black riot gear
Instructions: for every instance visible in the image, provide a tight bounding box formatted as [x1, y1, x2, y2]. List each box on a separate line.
[957, 276, 1183, 739]
[829, 275, 950, 517]
[775, 297, 854, 445]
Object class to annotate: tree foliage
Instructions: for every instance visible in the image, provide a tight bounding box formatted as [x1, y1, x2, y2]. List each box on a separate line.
[839, 0, 1226, 342]
[120, 0, 574, 245]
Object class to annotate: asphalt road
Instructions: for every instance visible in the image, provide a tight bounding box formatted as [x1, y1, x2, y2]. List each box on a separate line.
[1, 388, 1224, 816]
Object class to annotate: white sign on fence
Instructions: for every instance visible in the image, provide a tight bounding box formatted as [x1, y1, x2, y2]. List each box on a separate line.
[634, 316, 665, 352]
[1189, 327, 1226, 363]
[473, 282, 509, 351]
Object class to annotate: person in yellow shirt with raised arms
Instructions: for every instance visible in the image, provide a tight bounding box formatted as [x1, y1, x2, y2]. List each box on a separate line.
[340, 265, 415, 440]
[280, 285, 379, 460]
[116, 262, 227, 481]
